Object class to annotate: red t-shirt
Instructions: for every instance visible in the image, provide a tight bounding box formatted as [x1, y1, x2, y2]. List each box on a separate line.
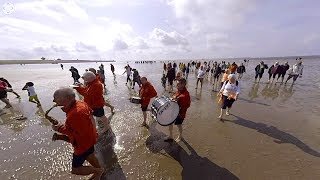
[139, 82, 157, 107]
[173, 87, 191, 119]
[75, 78, 105, 109]
[58, 101, 97, 155]
[0, 80, 8, 91]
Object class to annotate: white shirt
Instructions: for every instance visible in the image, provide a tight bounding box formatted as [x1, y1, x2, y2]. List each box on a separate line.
[197, 70, 206, 78]
[291, 64, 304, 75]
[27, 86, 37, 96]
[126, 67, 132, 75]
[220, 81, 240, 97]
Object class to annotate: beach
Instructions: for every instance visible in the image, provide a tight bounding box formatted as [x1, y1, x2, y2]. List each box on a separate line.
[1, 58, 320, 179]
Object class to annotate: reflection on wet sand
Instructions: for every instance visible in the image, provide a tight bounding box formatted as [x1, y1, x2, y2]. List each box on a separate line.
[96, 130, 126, 180]
[223, 115, 320, 158]
[146, 122, 239, 180]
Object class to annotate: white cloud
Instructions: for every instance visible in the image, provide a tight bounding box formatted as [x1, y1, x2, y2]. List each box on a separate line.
[150, 28, 188, 47]
[0, 17, 66, 35]
[113, 39, 129, 50]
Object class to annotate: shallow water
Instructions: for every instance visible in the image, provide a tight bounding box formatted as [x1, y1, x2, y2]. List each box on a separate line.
[1, 58, 320, 179]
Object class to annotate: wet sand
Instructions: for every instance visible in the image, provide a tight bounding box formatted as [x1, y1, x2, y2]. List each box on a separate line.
[1, 59, 320, 179]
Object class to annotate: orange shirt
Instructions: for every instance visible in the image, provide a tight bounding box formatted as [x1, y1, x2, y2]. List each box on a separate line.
[75, 78, 105, 109]
[229, 64, 238, 73]
[173, 87, 191, 119]
[139, 82, 157, 107]
[58, 101, 97, 155]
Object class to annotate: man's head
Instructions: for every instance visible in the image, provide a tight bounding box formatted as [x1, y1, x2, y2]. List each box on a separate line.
[53, 88, 76, 107]
[141, 77, 148, 85]
[82, 71, 96, 83]
[177, 78, 187, 90]
[260, 61, 264, 65]
[228, 74, 237, 83]
[88, 68, 96, 74]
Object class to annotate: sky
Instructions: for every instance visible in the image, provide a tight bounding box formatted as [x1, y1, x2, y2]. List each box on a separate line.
[0, 0, 319, 60]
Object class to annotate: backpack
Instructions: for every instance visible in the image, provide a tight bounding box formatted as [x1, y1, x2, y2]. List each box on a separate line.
[225, 80, 238, 86]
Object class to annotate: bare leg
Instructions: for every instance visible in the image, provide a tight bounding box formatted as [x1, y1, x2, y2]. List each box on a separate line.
[218, 109, 224, 119]
[141, 111, 147, 126]
[86, 153, 101, 168]
[165, 125, 173, 141]
[226, 107, 231, 115]
[105, 102, 114, 113]
[71, 166, 103, 180]
[97, 116, 110, 133]
[176, 125, 183, 141]
[1, 98, 12, 108]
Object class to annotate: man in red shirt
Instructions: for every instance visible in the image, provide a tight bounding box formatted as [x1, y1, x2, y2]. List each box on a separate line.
[139, 77, 157, 126]
[51, 87, 103, 179]
[165, 78, 191, 142]
[74, 72, 111, 133]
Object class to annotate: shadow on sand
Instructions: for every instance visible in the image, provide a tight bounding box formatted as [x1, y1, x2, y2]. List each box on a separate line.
[145, 122, 239, 180]
[95, 129, 126, 180]
[222, 115, 320, 158]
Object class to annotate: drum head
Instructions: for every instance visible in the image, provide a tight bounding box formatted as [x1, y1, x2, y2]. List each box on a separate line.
[156, 101, 180, 126]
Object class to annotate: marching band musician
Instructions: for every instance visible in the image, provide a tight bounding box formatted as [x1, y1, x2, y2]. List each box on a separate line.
[139, 77, 157, 126]
[73, 72, 111, 133]
[165, 78, 191, 142]
[51, 87, 104, 180]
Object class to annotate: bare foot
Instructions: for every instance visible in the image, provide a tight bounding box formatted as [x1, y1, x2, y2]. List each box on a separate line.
[217, 115, 222, 119]
[89, 168, 104, 180]
[110, 106, 115, 114]
[226, 111, 230, 116]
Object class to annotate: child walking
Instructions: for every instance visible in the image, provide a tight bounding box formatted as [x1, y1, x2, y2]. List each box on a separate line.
[22, 82, 41, 107]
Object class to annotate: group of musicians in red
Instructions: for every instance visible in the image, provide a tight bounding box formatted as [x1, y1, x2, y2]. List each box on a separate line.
[46, 66, 191, 179]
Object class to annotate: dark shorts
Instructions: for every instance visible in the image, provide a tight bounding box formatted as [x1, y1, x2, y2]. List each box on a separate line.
[0, 90, 7, 99]
[168, 79, 174, 85]
[72, 146, 95, 168]
[221, 95, 235, 109]
[174, 116, 184, 125]
[93, 107, 105, 117]
[141, 106, 148, 112]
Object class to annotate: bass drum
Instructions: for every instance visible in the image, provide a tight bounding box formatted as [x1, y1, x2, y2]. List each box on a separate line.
[151, 96, 180, 126]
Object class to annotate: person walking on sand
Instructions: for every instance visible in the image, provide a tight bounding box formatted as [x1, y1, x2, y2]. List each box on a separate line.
[123, 65, 132, 85]
[237, 63, 246, 80]
[0, 80, 12, 108]
[161, 74, 167, 90]
[51, 88, 104, 180]
[110, 64, 115, 75]
[185, 64, 190, 79]
[69, 66, 80, 84]
[74, 72, 111, 133]
[60, 64, 64, 70]
[276, 62, 290, 83]
[22, 82, 41, 107]
[285, 61, 304, 85]
[167, 64, 175, 92]
[195, 66, 206, 89]
[217, 74, 240, 119]
[0, 77, 20, 98]
[254, 61, 268, 82]
[268, 62, 280, 83]
[165, 78, 190, 142]
[132, 69, 142, 89]
[139, 77, 157, 126]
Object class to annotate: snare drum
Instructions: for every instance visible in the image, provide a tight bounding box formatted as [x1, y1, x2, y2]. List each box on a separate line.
[130, 97, 141, 104]
[151, 96, 180, 126]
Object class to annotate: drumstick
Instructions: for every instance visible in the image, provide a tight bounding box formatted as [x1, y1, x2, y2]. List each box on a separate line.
[45, 104, 59, 125]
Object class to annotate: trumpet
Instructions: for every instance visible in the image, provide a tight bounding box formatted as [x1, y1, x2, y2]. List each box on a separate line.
[45, 104, 59, 125]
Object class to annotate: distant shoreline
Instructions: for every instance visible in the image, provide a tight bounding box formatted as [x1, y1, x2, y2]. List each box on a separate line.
[0, 60, 116, 65]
